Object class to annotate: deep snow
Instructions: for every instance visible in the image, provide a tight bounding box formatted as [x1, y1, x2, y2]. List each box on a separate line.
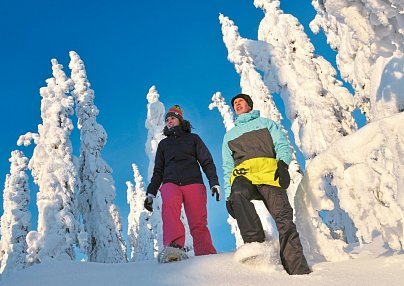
[2, 236, 404, 286]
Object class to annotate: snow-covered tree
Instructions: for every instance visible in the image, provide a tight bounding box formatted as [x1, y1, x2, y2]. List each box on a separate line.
[296, 112, 404, 261]
[17, 59, 79, 264]
[293, 0, 404, 257]
[209, 92, 236, 132]
[69, 51, 127, 263]
[127, 181, 138, 259]
[254, 0, 358, 243]
[127, 164, 154, 261]
[0, 151, 31, 275]
[145, 86, 166, 181]
[253, 0, 357, 160]
[310, 0, 404, 121]
[144, 86, 165, 256]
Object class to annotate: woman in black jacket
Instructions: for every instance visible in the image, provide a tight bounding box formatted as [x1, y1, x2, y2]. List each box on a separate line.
[144, 105, 221, 260]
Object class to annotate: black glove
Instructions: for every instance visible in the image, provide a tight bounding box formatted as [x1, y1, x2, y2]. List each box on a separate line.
[226, 200, 235, 219]
[274, 160, 291, 189]
[144, 194, 154, 212]
[211, 185, 221, 202]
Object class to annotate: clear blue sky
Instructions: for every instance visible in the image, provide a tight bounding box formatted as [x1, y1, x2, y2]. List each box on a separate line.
[0, 1, 338, 253]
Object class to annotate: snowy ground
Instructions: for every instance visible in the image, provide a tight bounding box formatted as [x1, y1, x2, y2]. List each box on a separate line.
[2, 236, 404, 286]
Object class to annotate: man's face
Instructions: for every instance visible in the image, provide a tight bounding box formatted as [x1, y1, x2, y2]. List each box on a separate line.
[233, 98, 252, 116]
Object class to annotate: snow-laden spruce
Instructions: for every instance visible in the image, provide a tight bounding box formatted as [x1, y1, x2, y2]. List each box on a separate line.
[145, 86, 166, 182]
[144, 86, 165, 257]
[253, 0, 357, 160]
[0, 151, 31, 275]
[127, 163, 154, 261]
[310, 0, 404, 121]
[297, 112, 404, 260]
[17, 59, 80, 263]
[209, 92, 235, 132]
[254, 0, 359, 245]
[69, 51, 127, 263]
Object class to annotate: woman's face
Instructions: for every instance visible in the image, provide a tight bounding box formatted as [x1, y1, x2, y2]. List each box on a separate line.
[166, 116, 180, 128]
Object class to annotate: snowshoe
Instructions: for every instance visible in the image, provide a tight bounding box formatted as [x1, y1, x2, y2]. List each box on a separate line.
[157, 243, 189, 263]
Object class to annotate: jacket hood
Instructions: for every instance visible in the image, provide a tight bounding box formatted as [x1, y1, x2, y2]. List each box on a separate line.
[235, 110, 260, 126]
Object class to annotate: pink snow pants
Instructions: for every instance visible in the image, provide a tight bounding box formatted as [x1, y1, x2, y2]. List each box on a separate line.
[160, 182, 217, 256]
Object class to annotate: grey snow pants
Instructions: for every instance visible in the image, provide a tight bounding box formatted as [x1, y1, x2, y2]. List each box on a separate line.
[229, 176, 311, 275]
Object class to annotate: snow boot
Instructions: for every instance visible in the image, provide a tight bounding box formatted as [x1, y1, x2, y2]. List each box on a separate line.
[158, 242, 189, 263]
[234, 241, 280, 266]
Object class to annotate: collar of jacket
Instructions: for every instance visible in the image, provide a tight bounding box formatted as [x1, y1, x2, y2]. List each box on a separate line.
[235, 110, 260, 126]
[165, 125, 186, 137]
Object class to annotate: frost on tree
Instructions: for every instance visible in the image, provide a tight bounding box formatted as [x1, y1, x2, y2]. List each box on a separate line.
[293, 0, 404, 259]
[127, 164, 154, 261]
[310, 0, 404, 121]
[209, 92, 236, 132]
[144, 86, 165, 256]
[69, 51, 127, 263]
[252, 0, 357, 160]
[145, 86, 166, 181]
[144, 86, 193, 255]
[296, 113, 404, 261]
[17, 59, 80, 263]
[254, 0, 358, 246]
[0, 151, 31, 275]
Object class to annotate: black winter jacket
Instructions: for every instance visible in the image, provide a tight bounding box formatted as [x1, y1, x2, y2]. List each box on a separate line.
[146, 125, 219, 196]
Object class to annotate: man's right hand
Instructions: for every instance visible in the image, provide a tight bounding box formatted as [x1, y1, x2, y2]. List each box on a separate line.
[274, 160, 291, 189]
[144, 194, 155, 212]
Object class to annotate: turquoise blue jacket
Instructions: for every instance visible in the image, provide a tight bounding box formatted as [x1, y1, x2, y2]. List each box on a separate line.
[222, 110, 292, 199]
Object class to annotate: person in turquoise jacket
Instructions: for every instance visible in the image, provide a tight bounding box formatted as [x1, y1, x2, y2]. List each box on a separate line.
[222, 93, 311, 275]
